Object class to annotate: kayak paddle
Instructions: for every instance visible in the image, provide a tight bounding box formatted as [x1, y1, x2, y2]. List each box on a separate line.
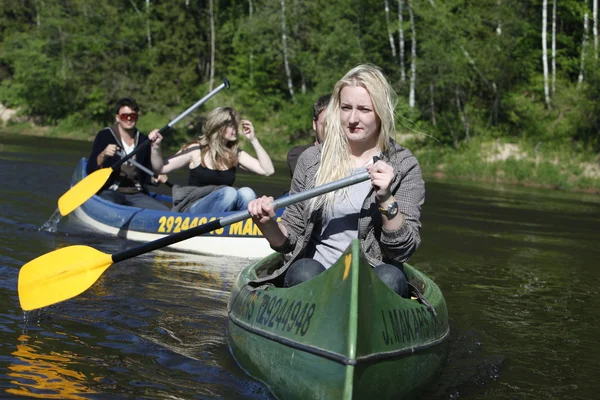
[116, 149, 173, 188]
[19, 171, 370, 311]
[57, 78, 230, 217]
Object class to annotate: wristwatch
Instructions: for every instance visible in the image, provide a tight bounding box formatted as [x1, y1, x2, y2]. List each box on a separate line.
[378, 201, 399, 218]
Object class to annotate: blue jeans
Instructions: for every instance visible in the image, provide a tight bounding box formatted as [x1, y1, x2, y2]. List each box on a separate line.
[284, 259, 326, 287]
[187, 187, 256, 213]
[373, 263, 409, 298]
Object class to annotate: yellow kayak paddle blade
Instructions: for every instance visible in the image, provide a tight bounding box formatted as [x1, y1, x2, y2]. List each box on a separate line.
[58, 167, 113, 216]
[18, 245, 114, 311]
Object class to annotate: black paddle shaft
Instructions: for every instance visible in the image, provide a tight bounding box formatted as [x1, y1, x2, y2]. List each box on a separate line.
[111, 170, 371, 264]
[116, 149, 174, 188]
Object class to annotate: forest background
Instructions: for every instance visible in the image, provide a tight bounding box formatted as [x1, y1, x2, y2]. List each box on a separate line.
[0, 0, 599, 192]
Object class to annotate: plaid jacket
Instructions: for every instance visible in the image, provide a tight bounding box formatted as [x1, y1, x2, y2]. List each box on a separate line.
[250, 139, 425, 286]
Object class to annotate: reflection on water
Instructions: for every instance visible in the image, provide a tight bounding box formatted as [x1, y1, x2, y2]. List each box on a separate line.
[4, 251, 270, 399]
[6, 334, 95, 399]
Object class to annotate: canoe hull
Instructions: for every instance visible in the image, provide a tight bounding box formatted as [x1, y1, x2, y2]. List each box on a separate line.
[70, 158, 278, 258]
[227, 241, 449, 399]
[228, 321, 447, 399]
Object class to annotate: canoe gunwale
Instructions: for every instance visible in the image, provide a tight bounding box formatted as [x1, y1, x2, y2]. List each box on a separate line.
[228, 311, 450, 367]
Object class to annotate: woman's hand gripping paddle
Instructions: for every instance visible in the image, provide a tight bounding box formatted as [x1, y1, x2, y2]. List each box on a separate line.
[19, 171, 370, 311]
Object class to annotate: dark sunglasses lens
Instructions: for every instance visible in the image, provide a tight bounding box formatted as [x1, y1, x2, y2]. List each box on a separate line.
[120, 113, 138, 122]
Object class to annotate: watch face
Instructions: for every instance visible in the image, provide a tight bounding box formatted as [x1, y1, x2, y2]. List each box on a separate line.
[388, 202, 399, 216]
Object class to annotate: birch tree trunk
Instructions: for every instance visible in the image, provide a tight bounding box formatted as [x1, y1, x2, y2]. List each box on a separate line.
[430, 83, 436, 126]
[397, 0, 406, 81]
[551, 0, 556, 95]
[209, 0, 215, 91]
[455, 89, 470, 141]
[578, 13, 589, 86]
[34, 0, 42, 27]
[249, 0, 254, 82]
[59, 27, 67, 80]
[384, 0, 397, 58]
[496, 0, 502, 35]
[542, 0, 551, 108]
[408, 0, 416, 108]
[594, 0, 598, 59]
[281, 0, 295, 101]
[146, 0, 152, 49]
[491, 0, 501, 125]
[293, 0, 306, 94]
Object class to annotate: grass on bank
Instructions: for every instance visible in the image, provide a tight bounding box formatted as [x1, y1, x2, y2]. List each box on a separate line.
[408, 136, 600, 192]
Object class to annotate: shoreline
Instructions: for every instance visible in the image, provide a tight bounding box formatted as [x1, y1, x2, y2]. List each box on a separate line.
[426, 171, 600, 195]
[2, 125, 599, 195]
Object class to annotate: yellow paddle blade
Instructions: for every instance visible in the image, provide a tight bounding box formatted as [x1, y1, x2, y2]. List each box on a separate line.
[18, 245, 114, 311]
[58, 168, 113, 216]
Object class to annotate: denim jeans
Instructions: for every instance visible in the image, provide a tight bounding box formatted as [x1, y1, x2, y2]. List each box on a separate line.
[284, 258, 326, 287]
[373, 263, 409, 298]
[187, 187, 256, 213]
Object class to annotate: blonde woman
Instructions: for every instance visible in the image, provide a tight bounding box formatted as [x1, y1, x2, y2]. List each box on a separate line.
[248, 64, 425, 298]
[156, 107, 274, 213]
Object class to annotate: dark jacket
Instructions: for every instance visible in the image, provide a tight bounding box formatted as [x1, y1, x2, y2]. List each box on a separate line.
[286, 143, 313, 177]
[86, 126, 153, 193]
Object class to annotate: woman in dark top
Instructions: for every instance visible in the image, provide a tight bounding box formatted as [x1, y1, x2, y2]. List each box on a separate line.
[155, 107, 274, 213]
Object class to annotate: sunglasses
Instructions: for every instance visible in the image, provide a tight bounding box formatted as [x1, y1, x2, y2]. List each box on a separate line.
[119, 113, 138, 122]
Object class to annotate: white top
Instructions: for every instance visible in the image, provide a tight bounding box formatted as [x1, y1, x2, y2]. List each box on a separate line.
[312, 167, 372, 268]
[122, 141, 135, 154]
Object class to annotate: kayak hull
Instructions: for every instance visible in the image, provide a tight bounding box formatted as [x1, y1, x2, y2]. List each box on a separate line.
[70, 157, 279, 258]
[227, 240, 449, 399]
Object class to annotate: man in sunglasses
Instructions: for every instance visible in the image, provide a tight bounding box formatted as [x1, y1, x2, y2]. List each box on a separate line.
[86, 97, 169, 210]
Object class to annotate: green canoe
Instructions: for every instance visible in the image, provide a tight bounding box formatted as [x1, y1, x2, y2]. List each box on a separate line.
[227, 239, 449, 400]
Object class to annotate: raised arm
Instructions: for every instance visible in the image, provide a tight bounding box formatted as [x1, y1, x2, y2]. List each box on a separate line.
[237, 119, 275, 176]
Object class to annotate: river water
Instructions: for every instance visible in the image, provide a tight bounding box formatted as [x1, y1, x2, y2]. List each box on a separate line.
[0, 132, 598, 399]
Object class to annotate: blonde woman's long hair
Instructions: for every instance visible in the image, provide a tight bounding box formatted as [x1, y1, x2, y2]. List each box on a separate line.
[311, 64, 398, 210]
[181, 106, 240, 170]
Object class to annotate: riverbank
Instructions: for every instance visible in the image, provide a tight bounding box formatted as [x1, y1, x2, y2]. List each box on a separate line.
[2, 120, 599, 194]
[408, 137, 600, 194]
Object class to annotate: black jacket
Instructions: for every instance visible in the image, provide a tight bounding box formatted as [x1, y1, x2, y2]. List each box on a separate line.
[86, 126, 153, 193]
